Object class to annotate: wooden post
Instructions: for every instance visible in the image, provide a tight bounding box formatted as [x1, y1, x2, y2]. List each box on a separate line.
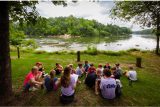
[17, 46, 20, 59]
[77, 51, 80, 62]
[136, 57, 142, 67]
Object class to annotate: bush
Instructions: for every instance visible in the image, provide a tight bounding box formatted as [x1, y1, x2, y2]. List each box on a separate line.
[34, 50, 46, 54]
[102, 51, 128, 56]
[10, 45, 17, 52]
[85, 46, 98, 55]
[21, 48, 34, 53]
[127, 48, 141, 52]
[22, 39, 38, 49]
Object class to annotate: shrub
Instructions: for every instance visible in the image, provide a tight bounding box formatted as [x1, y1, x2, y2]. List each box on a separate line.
[127, 48, 141, 52]
[34, 50, 46, 54]
[85, 46, 98, 55]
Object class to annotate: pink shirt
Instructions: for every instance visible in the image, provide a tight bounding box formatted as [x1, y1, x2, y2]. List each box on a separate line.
[23, 72, 35, 86]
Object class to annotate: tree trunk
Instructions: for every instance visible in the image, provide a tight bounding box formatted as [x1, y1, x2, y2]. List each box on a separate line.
[0, 1, 12, 101]
[156, 14, 160, 55]
[17, 46, 20, 59]
[156, 35, 159, 55]
[136, 57, 142, 68]
[77, 51, 80, 62]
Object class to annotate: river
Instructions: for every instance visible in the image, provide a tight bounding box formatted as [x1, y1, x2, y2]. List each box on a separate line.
[35, 34, 156, 52]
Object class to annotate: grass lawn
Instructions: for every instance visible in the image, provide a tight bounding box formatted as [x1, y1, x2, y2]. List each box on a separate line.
[7, 51, 160, 106]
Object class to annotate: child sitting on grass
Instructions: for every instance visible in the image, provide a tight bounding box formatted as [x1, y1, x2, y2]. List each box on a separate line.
[76, 63, 85, 77]
[96, 64, 103, 76]
[111, 67, 122, 79]
[68, 64, 81, 84]
[95, 64, 103, 95]
[83, 61, 90, 73]
[35, 62, 47, 78]
[58, 66, 77, 104]
[54, 63, 63, 75]
[104, 63, 111, 69]
[35, 62, 44, 72]
[44, 70, 59, 92]
[68, 64, 76, 74]
[23, 66, 43, 92]
[123, 66, 137, 81]
[85, 63, 97, 88]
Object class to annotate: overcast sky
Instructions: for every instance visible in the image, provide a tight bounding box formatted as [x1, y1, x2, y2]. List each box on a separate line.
[36, 1, 147, 31]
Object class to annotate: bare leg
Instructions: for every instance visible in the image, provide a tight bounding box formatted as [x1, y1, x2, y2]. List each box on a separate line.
[95, 80, 100, 95]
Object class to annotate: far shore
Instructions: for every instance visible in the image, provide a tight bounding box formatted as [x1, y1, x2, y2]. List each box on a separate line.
[47, 34, 81, 39]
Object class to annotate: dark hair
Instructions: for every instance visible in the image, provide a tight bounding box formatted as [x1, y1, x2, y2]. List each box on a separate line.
[36, 62, 42, 65]
[111, 67, 116, 70]
[85, 61, 88, 63]
[49, 70, 55, 86]
[60, 67, 71, 88]
[90, 63, 94, 66]
[103, 68, 111, 77]
[115, 63, 120, 66]
[50, 70, 55, 79]
[98, 64, 102, 68]
[129, 66, 134, 70]
[78, 63, 83, 67]
[56, 63, 59, 66]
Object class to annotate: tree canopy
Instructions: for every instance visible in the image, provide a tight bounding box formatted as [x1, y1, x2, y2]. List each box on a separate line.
[133, 29, 153, 35]
[111, 1, 160, 54]
[111, 1, 160, 28]
[14, 15, 132, 37]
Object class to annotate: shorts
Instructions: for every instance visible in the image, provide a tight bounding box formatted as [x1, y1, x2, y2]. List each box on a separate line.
[23, 83, 31, 92]
[60, 93, 75, 104]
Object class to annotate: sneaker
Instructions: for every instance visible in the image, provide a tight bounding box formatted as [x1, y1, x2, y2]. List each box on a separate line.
[78, 80, 82, 84]
[95, 92, 99, 95]
[29, 87, 39, 91]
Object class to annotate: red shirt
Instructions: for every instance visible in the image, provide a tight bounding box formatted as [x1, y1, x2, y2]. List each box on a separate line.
[88, 67, 96, 74]
[24, 71, 35, 86]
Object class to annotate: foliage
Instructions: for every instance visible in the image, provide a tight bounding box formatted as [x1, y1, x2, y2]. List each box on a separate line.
[21, 39, 38, 49]
[10, 23, 26, 46]
[83, 46, 98, 55]
[127, 48, 141, 52]
[111, 1, 160, 29]
[17, 15, 132, 37]
[133, 29, 153, 34]
[10, 23, 38, 49]
[9, 1, 67, 25]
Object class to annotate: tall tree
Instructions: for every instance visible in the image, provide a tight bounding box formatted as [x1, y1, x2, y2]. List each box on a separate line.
[0, 2, 12, 100]
[0, 1, 66, 103]
[111, 1, 160, 54]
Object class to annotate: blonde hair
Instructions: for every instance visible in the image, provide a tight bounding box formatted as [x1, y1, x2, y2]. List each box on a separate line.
[31, 66, 38, 72]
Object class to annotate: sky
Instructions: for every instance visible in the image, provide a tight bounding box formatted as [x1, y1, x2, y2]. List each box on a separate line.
[36, 1, 148, 31]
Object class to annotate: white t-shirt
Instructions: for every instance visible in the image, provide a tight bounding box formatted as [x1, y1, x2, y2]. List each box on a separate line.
[61, 75, 76, 96]
[100, 77, 116, 99]
[128, 70, 137, 81]
[96, 68, 104, 76]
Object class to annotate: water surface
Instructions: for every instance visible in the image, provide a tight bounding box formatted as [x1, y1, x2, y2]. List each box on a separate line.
[35, 34, 156, 52]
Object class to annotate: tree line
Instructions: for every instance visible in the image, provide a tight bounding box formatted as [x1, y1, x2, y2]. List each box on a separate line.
[133, 29, 153, 34]
[15, 15, 132, 37]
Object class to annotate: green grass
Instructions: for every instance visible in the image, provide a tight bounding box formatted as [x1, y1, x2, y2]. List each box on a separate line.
[8, 51, 160, 106]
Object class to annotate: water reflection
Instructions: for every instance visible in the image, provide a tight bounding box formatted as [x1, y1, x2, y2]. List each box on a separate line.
[35, 34, 156, 52]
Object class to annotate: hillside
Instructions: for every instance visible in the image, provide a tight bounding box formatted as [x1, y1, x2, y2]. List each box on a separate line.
[14, 15, 132, 37]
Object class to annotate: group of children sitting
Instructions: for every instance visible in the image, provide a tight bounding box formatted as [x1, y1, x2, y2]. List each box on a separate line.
[23, 61, 137, 104]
